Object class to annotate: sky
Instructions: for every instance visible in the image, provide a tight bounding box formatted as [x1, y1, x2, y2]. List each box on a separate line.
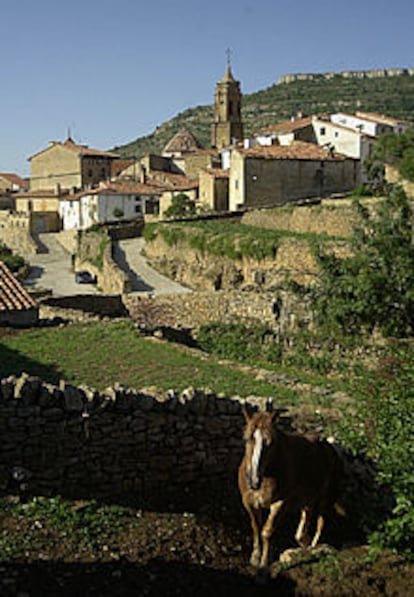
[1, 0, 413, 176]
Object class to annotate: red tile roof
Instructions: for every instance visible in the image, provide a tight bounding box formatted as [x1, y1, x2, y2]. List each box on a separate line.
[150, 171, 199, 188]
[0, 261, 37, 313]
[111, 159, 136, 178]
[238, 142, 348, 161]
[29, 138, 119, 161]
[0, 173, 29, 189]
[201, 168, 230, 178]
[257, 116, 314, 136]
[162, 129, 203, 154]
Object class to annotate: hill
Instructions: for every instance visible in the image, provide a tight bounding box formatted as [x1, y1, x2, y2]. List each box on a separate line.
[113, 71, 414, 159]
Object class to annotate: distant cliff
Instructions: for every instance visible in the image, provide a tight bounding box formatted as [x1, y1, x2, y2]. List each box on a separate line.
[278, 67, 414, 85]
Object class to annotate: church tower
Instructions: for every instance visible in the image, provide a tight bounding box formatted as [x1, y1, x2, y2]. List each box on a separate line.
[211, 62, 244, 149]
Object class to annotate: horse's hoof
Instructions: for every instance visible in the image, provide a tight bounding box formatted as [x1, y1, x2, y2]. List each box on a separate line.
[250, 551, 261, 567]
[255, 566, 269, 585]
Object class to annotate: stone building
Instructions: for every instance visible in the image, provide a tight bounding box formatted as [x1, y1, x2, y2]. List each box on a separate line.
[29, 137, 119, 193]
[229, 142, 360, 211]
[198, 168, 229, 211]
[211, 64, 244, 150]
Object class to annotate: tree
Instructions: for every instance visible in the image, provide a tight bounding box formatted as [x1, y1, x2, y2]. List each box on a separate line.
[364, 128, 414, 184]
[311, 185, 414, 338]
[164, 193, 196, 218]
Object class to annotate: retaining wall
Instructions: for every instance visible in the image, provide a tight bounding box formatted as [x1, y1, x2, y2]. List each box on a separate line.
[123, 289, 311, 335]
[0, 374, 255, 509]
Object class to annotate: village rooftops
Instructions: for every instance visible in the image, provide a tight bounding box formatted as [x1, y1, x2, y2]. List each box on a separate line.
[201, 168, 230, 178]
[162, 128, 203, 155]
[63, 180, 164, 201]
[0, 260, 37, 313]
[149, 171, 199, 189]
[237, 141, 349, 161]
[257, 116, 314, 136]
[29, 138, 120, 161]
[355, 111, 412, 127]
[0, 173, 29, 189]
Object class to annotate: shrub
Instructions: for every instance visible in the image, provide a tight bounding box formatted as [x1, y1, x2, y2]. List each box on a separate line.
[311, 186, 414, 338]
[0, 243, 25, 272]
[332, 347, 414, 557]
[113, 207, 124, 219]
[197, 321, 281, 363]
[164, 193, 196, 217]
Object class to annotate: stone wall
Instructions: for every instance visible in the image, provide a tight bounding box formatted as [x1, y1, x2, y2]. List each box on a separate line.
[0, 374, 254, 509]
[75, 228, 130, 294]
[143, 233, 350, 290]
[0, 211, 37, 255]
[123, 289, 311, 335]
[41, 295, 128, 318]
[241, 199, 364, 238]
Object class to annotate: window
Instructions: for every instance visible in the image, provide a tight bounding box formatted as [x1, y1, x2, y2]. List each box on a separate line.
[135, 204, 142, 214]
[320, 127, 326, 136]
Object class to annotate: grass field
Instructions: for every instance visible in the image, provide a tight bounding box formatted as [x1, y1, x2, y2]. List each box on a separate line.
[0, 320, 300, 400]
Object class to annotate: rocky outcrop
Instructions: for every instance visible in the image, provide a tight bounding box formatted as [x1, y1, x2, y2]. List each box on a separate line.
[278, 68, 414, 85]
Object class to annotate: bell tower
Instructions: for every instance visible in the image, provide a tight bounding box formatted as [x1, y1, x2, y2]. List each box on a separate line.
[211, 56, 243, 149]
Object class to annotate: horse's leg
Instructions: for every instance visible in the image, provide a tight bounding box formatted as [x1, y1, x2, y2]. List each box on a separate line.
[259, 499, 284, 572]
[243, 500, 263, 566]
[310, 513, 324, 547]
[295, 506, 312, 547]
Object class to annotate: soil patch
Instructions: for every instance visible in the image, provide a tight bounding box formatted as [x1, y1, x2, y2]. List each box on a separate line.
[1, 502, 412, 596]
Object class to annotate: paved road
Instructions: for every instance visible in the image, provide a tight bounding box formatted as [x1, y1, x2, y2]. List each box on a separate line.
[114, 238, 192, 295]
[24, 234, 191, 297]
[24, 233, 99, 297]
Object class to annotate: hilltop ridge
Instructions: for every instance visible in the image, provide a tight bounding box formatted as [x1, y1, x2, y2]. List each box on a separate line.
[278, 66, 414, 84]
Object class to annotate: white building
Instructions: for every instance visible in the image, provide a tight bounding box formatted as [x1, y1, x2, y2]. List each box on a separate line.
[330, 111, 412, 136]
[59, 182, 160, 230]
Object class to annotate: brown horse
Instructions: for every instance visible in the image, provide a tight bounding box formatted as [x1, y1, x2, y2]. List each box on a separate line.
[238, 405, 343, 575]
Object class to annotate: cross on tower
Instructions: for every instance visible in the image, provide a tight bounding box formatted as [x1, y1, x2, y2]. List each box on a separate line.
[226, 47, 232, 68]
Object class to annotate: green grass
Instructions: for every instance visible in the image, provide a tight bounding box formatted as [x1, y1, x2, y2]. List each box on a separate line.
[0, 320, 296, 400]
[144, 220, 346, 262]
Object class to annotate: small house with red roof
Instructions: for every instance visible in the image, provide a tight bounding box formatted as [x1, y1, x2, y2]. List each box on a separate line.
[59, 180, 162, 230]
[0, 260, 38, 327]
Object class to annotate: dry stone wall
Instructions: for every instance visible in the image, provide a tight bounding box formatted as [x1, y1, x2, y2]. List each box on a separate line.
[0, 211, 37, 255]
[241, 199, 369, 238]
[0, 373, 253, 509]
[75, 229, 130, 295]
[124, 289, 311, 335]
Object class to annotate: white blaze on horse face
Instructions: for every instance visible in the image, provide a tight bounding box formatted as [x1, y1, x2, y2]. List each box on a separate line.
[251, 428, 263, 488]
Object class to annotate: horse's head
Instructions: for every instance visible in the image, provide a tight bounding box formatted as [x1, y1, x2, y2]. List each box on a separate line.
[242, 406, 279, 490]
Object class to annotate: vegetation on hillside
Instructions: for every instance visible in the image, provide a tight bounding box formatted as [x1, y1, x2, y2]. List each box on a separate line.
[365, 128, 414, 183]
[332, 348, 414, 558]
[113, 74, 414, 159]
[309, 185, 414, 338]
